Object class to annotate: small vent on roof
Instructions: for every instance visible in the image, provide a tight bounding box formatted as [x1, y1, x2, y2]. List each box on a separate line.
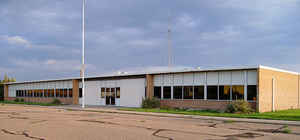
[197, 67, 201, 70]
[117, 71, 128, 75]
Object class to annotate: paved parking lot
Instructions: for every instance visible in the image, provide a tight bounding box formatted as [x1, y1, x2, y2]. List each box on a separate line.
[1, 104, 300, 140]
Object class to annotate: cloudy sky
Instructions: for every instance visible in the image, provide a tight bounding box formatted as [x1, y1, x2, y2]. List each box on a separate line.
[1, 0, 300, 81]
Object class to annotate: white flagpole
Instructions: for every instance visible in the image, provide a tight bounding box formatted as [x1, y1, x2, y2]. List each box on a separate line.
[82, 0, 86, 108]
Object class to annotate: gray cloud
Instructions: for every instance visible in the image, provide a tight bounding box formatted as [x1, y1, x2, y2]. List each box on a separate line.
[1, 0, 300, 81]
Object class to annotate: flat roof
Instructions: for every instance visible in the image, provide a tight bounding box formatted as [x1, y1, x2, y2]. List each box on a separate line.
[4, 65, 299, 85]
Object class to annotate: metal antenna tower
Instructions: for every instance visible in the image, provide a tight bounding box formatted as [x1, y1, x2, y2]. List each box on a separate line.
[168, 11, 173, 68]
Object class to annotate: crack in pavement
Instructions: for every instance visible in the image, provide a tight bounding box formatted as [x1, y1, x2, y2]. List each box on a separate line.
[229, 125, 300, 136]
[1, 129, 45, 140]
[8, 115, 29, 120]
[77, 119, 265, 140]
[152, 129, 174, 140]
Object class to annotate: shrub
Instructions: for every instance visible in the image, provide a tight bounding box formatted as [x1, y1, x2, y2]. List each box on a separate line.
[51, 99, 61, 105]
[225, 100, 253, 114]
[142, 98, 160, 108]
[20, 98, 25, 102]
[160, 104, 172, 110]
[14, 98, 20, 102]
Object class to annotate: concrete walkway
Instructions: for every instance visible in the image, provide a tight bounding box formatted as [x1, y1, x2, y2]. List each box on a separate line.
[52, 105, 300, 126]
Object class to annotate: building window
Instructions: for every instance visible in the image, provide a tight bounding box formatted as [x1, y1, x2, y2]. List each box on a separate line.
[39, 89, 43, 97]
[219, 85, 230, 100]
[68, 89, 73, 97]
[163, 86, 171, 99]
[111, 88, 115, 98]
[79, 88, 82, 98]
[54, 89, 58, 97]
[194, 86, 204, 99]
[49, 89, 54, 97]
[247, 85, 257, 101]
[232, 85, 244, 100]
[30, 90, 33, 97]
[207, 86, 218, 100]
[64, 89, 68, 98]
[16, 90, 19, 97]
[173, 86, 182, 99]
[101, 88, 105, 98]
[154, 87, 161, 99]
[116, 87, 120, 98]
[59, 89, 64, 97]
[183, 86, 193, 99]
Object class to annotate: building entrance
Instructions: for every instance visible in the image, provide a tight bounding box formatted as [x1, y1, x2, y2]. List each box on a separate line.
[105, 88, 115, 105]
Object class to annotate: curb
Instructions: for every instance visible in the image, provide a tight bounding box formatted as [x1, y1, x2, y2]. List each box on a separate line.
[61, 107, 300, 126]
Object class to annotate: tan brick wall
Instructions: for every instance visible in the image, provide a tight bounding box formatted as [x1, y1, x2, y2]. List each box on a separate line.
[146, 74, 154, 99]
[160, 100, 256, 111]
[72, 79, 79, 104]
[4, 85, 8, 101]
[258, 68, 300, 112]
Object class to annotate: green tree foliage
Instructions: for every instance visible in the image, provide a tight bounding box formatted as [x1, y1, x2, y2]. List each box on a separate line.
[0, 74, 16, 84]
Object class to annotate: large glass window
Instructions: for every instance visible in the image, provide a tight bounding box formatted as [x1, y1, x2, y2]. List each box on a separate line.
[16, 90, 19, 97]
[116, 87, 120, 98]
[79, 88, 82, 98]
[54, 89, 58, 97]
[207, 86, 218, 100]
[247, 85, 257, 101]
[184, 86, 193, 99]
[173, 86, 182, 99]
[39, 89, 43, 97]
[44, 89, 48, 97]
[194, 86, 204, 99]
[68, 89, 73, 97]
[64, 89, 68, 98]
[111, 88, 115, 98]
[101, 88, 105, 98]
[154, 87, 161, 99]
[232, 85, 244, 100]
[163, 86, 171, 99]
[59, 89, 64, 97]
[50, 89, 54, 97]
[219, 86, 230, 100]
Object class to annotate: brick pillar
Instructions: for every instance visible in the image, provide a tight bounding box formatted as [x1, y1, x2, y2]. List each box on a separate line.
[146, 74, 154, 99]
[4, 84, 8, 101]
[72, 79, 79, 104]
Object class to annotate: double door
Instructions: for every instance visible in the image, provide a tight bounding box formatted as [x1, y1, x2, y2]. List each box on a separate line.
[105, 88, 116, 105]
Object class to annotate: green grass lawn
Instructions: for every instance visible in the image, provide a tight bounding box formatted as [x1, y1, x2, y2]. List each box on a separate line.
[119, 108, 300, 121]
[0, 100, 59, 106]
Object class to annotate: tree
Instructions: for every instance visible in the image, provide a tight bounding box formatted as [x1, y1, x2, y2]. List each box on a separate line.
[0, 74, 16, 83]
[3, 74, 9, 83]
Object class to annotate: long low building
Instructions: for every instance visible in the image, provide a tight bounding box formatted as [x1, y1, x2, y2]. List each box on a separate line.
[3, 65, 300, 112]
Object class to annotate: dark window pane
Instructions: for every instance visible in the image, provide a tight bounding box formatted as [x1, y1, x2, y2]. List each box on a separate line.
[59, 89, 64, 97]
[173, 86, 182, 99]
[55, 89, 59, 97]
[232, 85, 244, 100]
[247, 85, 257, 101]
[101, 88, 105, 98]
[163, 86, 171, 99]
[184, 86, 193, 99]
[69, 89, 73, 97]
[79, 88, 82, 98]
[116, 87, 120, 98]
[64, 89, 68, 97]
[49, 89, 54, 97]
[219, 86, 230, 100]
[194, 86, 204, 99]
[207, 86, 218, 100]
[154, 87, 161, 99]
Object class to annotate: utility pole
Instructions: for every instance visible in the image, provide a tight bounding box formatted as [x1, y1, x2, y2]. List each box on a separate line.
[81, 0, 86, 108]
[168, 11, 172, 68]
